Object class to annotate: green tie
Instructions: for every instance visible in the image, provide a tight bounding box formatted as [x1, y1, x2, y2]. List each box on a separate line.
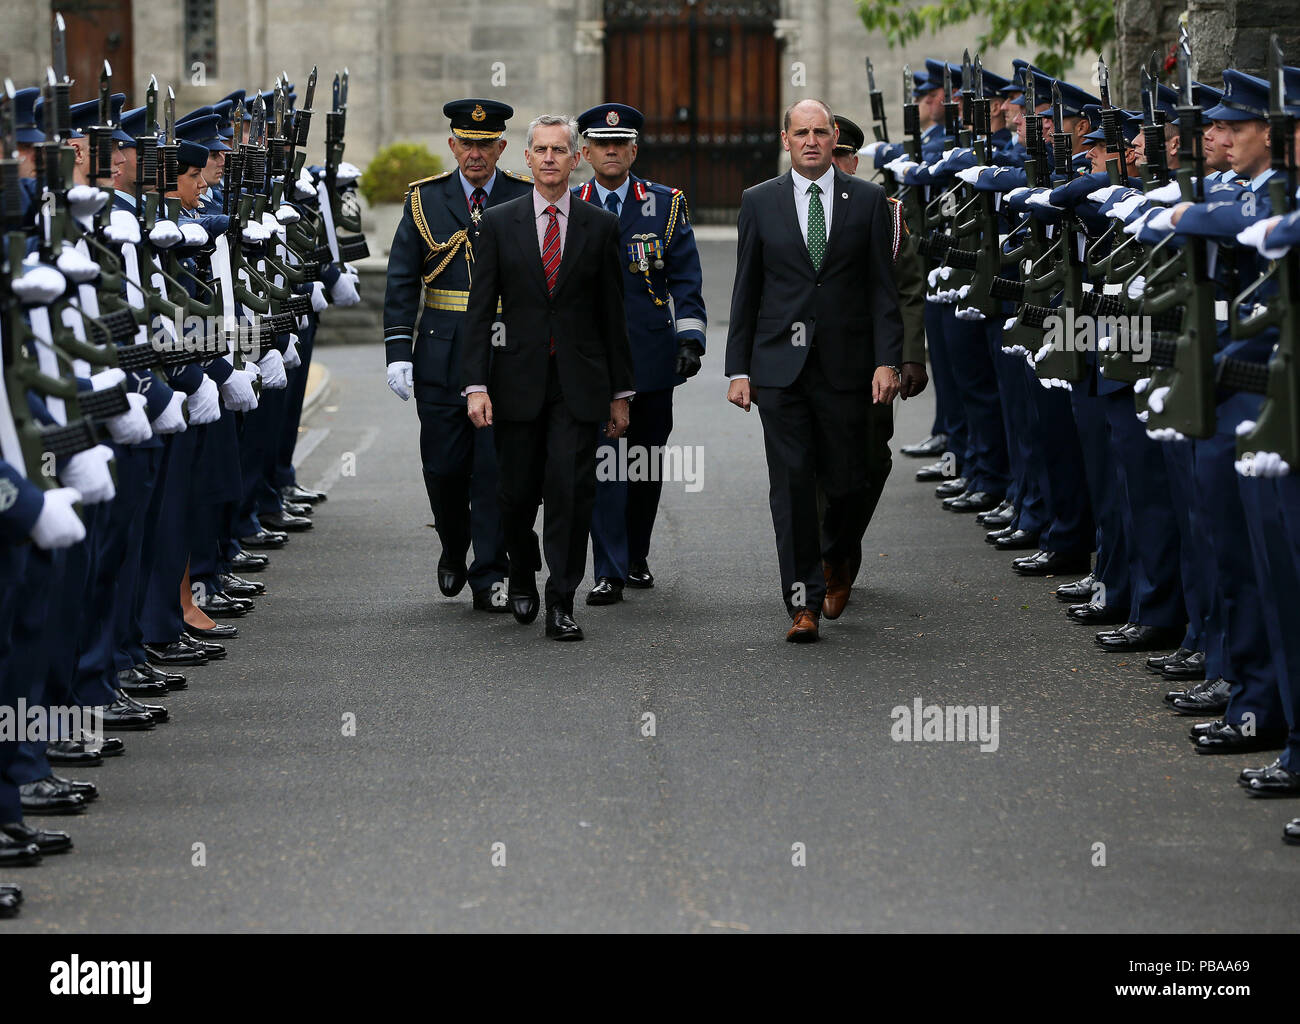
[806, 182, 826, 272]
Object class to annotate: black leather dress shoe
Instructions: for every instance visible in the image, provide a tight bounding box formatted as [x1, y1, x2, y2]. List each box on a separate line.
[546, 604, 584, 641]
[19, 778, 88, 815]
[1012, 550, 1092, 577]
[509, 580, 540, 625]
[914, 460, 948, 482]
[0, 882, 23, 899]
[626, 561, 654, 588]
[900, 433, 947, 457]
[1054, 573, 1096, 602]
[115, 667, 169, 698]
[220, 572, 265, 596]
[1169, 677, 1231, 716]
[1147, 647, 1194, 674]
[935, 477, 968, 498]
[116, 692, 168, 724]
[1238, 759, 1300, 796]
[0, 833, 42, 866]
[231, 549, 269, 572]
[1066, 602, 1127, 625]
[239, 528, 288, 549]
[186, 622, 239, 640]
[282, 483, 326, 505]
[144, 641, 207, 667]
[1162, 650, 1206, 680]
[994, 529, 1041, 550]
[197, 591, 247, 619]
[46, 741, 103, 767]
[281, 501, 312, 517]
[943, 490, 1001, 513]
[1284, 819, 1300, 845]
[586, 578, 625, 605]
[976, 499, 1014, 525]
[981, 508, 1017, 529]
[261, 511, 312, 532]
[1165, 676, 1213, 707]
[471, 589, 510, 613]
[1, 822, 72, 854]
[135, 663, 186, 690]
[437, 555, 468, 597]
[984, 524, 1015, 544]
[180, 633, 226, 660]
[1094, 622, 1184, 652]
[100, 700, 155, 731]
[1192, 720, 1287, 754]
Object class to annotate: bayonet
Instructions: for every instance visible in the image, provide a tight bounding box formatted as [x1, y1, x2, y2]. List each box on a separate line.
[165, 86, 175, 143]
[1141, 65, 1155, 124]
[98, 62, 111, 124]
[304, 66, 317, 111]
[51, 13, 68, 84]
[332, 72, 340, 114]
[1178, 27, 1194, 106]
[974, 54, 984, 100]
[865, 56, 877, 93]
[341, 67, 349, 108]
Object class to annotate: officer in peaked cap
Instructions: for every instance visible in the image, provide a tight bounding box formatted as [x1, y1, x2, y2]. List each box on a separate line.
[383, 97, 533, 611]
[572, 101, 706, 604]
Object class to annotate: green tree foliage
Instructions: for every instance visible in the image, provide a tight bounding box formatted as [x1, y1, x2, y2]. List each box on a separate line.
[359, 142, 444, 205]
[856, 0, 1115, 79]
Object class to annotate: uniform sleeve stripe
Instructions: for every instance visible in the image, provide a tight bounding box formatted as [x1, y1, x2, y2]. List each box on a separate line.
[675, 317, 706, 335]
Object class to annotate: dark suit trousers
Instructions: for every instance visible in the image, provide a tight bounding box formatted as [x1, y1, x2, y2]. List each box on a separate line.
[755, 346, 873, 617]
[493, 358, 599, 608]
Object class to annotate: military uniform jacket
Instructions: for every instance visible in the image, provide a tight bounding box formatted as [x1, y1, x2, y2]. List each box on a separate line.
[383, 167, 534, 404]
[572, 174, 706, 393]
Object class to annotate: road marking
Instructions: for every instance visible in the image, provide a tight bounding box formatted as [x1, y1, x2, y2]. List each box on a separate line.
[291, 427, 330, 468]
[309, 425, 380, 495]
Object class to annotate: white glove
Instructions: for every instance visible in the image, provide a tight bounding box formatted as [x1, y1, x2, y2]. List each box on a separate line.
[258, 348, 288, 389]
[150, 390, 189, 434]
[1237, 216, 1288, 258]
[220, 367, 260, 412]
[955, 305, 987, 321]
[1087, 184, 1127, 205]
[309, 281, 328, 312]
[1108, 194, 1150, 221]
[283, 335, 302, 369]
[13, 264, 67, 305]
[956, 166, 989, 185]
[179, 221, 209, 247]
[859, 141, 886, 159]
[105, 208, 142, 244]
[185, 376, 222, 425]
[275, 204, 301, 225]
[1134, 376, 1153, 394]
[295, 168, 317, 199]
[1123, 210, 1157, 236]
[242, 221, 272, 243]
[387, 360, 414, 401]
[884, 157, 919, 178]
[67, 185, 110, 219]
[330, 271, 361, 307]
[61, 444, 116, 504]
[1126, 275, 1147, 300]
[149, 220, 184, 249]
[57, 245, 100, 283]
[1144, 207, 1176, 235]
[1235, 449, 1292, 478]
[29, 487, 86, 549]
[1145, 180, 1183, 204]
[90, 368, 127, 392]
[336, 161, 363, 184]
[1006, 187, 1031, 203]
[105, 391, 153, 445]
[1026, 189, 1058, 209]
[1147, 385, 1171, 414]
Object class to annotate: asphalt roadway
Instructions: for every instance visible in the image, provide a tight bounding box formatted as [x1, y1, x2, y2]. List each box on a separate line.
[5, 238, 1298, 933]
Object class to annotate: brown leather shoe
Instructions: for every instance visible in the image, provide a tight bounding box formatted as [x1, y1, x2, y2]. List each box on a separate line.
[822, 561, 851, 620]
[786, 609, 820, 643]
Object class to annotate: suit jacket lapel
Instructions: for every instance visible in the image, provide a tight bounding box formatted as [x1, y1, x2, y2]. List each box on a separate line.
[514, 198, 549, 296]
[822, 168, 854, 268]
[779, 170, 815, 276]
[444, 171, 470, 229]
[552, 200, 587, 296]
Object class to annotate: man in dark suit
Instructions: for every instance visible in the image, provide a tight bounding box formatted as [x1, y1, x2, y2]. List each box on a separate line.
[462, 115, 635, 641]
[725, 99, 903, 643]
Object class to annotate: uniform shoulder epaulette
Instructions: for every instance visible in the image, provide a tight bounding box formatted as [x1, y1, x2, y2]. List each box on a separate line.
[406, 170, 453, 192]
[501, 169, 533, 183]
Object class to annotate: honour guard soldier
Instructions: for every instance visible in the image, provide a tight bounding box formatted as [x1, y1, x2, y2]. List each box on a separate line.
[383, 99, 534, 610]
[573, 102, 706, 605]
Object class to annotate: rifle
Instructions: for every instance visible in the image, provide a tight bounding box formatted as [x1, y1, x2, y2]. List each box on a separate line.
[1136, 28, 1220, 438]
[866, 58, 888, 142]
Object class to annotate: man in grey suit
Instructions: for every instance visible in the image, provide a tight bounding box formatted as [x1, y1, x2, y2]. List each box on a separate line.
[725, 99, 904, 643]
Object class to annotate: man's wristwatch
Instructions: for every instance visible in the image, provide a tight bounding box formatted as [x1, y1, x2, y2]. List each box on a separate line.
[885, 365, 902, 381]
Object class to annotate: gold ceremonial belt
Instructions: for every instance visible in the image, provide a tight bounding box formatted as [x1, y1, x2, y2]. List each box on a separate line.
[423, 288, 500, 314]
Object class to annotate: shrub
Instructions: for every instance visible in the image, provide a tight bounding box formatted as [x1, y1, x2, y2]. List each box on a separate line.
[359, 143, 444, 204]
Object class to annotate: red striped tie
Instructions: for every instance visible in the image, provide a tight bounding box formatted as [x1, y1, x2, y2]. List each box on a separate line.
[542, 205, 561, 354]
